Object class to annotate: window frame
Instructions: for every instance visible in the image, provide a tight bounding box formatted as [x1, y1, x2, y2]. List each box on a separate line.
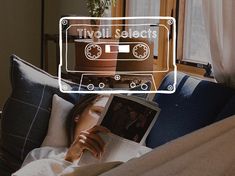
[113, 0, 214, 82]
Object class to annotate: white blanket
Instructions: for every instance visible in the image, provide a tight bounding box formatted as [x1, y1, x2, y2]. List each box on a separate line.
[13, 158, 121, 176]
[12, 144, 149, 176]
[12, 147, 122, 176]
[100, 115, 235, 176]
[12, 137, 149, 176]
[13, 115, 235, 176]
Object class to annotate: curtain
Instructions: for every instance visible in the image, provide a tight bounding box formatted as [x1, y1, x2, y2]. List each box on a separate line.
[183, 0, 211, 64]
[126, 0, 161, 56]
[203, 0, 235, 88]
[126, 0, 160, 17]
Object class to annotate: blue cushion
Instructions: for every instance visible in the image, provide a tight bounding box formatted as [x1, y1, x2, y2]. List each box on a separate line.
[0, 55, 82, 175]
[146, 72, 235, 148]
[216, 95, 235, 121]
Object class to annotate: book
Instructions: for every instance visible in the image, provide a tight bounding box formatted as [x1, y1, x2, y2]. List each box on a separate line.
[78, 94, 160, 165]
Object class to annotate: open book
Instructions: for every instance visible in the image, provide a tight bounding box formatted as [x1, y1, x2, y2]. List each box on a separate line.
[78, 95, 160, 165]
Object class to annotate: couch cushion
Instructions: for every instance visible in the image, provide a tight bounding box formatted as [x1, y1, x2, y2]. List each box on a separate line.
[0, 156, 12, 176]
[146, 72, 235, 148]
[0, 55, 81, 175]
[216, 95, 235, 121]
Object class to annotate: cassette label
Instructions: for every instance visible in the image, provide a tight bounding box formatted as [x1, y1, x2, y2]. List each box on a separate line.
[59, 17, 177, 94]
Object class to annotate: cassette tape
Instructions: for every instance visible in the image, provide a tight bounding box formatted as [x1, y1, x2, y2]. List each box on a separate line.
[85, 42, 150, 61]
[77, 74, 157, 92]
[59, 17, 177, 94]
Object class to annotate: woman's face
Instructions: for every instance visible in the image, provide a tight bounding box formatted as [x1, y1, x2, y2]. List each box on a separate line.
[73, 96, 109, 139]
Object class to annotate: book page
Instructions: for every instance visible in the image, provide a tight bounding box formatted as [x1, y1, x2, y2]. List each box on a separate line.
[98, 94, 160, 144]
[78, 95, 159, 166]
[78, 133, 152, 166]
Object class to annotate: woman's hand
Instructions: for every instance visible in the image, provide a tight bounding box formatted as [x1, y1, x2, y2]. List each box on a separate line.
[65, 125, 110, 162]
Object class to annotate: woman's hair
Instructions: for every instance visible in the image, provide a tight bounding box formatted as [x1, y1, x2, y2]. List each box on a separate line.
[66, 94, 99, 145]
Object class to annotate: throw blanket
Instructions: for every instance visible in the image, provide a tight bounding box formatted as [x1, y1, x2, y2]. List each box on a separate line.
[13, 115, 235, 176]
[12, 147, 123, 176]
[13, 159, 121, 176]
[100, 115, 235, 176]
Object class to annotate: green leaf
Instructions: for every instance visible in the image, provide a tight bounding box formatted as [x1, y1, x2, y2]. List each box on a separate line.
[85, 0, 117, 17]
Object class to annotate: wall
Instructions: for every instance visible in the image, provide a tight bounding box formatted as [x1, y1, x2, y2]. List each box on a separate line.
[0, 0, 88, 109]
[45, 0, 88, 75]
[44, 0, 88, 35]
[0, 0, 41, 109]
[59, 0, 88, 16]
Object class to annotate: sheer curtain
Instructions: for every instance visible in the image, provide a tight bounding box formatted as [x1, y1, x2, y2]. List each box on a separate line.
[203, 0, 235, 88]
[126, 0, 160, 17]
[126, 0, 161, 56]
[183, 0, 211, 64]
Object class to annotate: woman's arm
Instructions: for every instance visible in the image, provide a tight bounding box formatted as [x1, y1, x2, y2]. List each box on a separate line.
[65, 125, 110, 162]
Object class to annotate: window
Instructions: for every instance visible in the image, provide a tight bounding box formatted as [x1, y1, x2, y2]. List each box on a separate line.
[180, 0, 211, 64]
[100, 4, 113, 37]
[125, 0, 161, 57]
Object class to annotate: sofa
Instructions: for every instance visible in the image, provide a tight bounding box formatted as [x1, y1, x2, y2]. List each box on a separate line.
[0, 55, 235, 176]
[146, 72, 235, 148]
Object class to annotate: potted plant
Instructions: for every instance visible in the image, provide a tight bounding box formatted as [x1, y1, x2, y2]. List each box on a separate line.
[86, 0, 116, 41]
[86, 0, 117, 19]
[75, 0, 117, 73]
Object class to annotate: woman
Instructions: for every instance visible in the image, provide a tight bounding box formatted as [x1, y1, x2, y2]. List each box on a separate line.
[65, 94, 110, 162]
[13, 94, 151, 176]
[19, 94, 111, 168]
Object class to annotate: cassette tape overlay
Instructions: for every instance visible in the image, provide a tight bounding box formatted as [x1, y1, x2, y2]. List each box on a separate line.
[59, 17, 177, 94]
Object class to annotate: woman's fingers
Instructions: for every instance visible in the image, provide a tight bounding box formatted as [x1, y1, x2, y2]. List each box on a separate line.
[87, 133, 106, 150]
[79, 138, 101, 158]
[80, 132, 105, 152]
[88, 125, 110, 134]
[79, 134, 103, 155]
[68, 126, 110, 160]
